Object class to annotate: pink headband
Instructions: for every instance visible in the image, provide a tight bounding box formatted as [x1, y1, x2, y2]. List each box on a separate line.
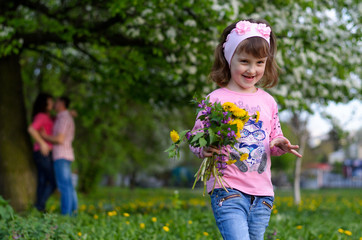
[223, 21, 271, 65]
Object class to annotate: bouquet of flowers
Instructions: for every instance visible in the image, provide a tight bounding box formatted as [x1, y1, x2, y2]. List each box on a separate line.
[166, 97, 260, 195]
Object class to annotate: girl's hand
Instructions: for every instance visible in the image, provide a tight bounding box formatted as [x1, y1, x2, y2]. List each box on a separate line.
[270, 138, 302, 158]
[202, 146, 229, 158]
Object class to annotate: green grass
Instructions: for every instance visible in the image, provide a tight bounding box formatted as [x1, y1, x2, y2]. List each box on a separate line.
[0, 188, 361, 239]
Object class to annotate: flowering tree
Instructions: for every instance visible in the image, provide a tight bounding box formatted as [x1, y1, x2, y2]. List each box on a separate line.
[0, 0, 360, 210]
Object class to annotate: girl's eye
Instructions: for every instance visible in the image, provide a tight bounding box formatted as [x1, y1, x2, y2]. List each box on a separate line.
[240, 60, 248, 63]
[257, 61, 265, 64]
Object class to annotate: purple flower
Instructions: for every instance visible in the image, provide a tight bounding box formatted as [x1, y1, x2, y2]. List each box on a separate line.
[217, 162, 227, 169]
[205, 107, 212, 115]
[186, 131, 192, 140]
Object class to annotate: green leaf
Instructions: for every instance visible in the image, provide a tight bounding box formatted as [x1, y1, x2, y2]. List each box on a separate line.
[191, 132, 204, 143]
[164, 144, 176, 153]
[199, 137, 207, 147]
[208, 128, 217, 144]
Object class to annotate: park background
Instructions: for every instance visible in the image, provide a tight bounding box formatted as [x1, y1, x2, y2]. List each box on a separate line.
[0, 0, 361, 239]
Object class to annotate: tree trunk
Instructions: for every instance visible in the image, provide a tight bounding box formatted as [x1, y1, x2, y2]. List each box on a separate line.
[291, 113, 308, 205]
[293, 136, 307, 204]
[0, 54, 36, 211]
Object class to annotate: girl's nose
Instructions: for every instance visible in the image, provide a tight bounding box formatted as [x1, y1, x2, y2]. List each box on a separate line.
[247, 64, 256, 74]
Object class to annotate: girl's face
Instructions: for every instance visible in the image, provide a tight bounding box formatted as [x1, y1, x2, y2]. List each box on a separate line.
[227, 50, 267, 93]
[46, 98, 54, 112]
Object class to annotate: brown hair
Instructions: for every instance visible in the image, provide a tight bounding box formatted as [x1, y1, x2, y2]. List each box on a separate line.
[209, 19, 279, 88]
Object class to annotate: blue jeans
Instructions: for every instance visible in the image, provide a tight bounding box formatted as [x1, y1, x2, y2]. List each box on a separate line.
[54, 159, 78, 215]
[210, 188, 273, 240]
[33, 151, 57, 211]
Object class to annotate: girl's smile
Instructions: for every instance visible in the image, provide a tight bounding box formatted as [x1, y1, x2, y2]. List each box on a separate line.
[227, 51, 267, 93]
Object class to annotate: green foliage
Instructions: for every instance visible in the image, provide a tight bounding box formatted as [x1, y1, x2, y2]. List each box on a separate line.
[0, 196, 14, 222]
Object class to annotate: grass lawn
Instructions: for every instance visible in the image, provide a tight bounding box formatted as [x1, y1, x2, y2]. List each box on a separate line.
[0, 187, 361, 239]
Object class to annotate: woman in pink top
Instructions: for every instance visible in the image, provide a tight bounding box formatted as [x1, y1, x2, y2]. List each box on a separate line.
[28, 93, 57, 212]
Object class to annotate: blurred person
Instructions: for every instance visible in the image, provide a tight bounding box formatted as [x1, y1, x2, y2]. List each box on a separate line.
[28, 93, 57, 212]
[41, 96, 77, 215]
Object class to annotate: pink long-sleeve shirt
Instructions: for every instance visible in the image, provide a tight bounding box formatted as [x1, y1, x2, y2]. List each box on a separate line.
[31, 113, 54, 151]
[191, 88, 287, 196]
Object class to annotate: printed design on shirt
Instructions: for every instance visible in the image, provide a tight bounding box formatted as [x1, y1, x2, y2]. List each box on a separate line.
[231, 119, 267, 174]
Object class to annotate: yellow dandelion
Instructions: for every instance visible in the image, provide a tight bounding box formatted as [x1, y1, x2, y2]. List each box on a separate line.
[80, 204, 87, 211]
[203, 232, 209, 236]
[359, 237, 362, 240]
[107, 211, 117, 217]
[93, 214, 99, 220]
[296, 225, 303, 229]
[230, 119, 244, 129]
[170, 130, 180, 143]
[232, 108, 247, 118]
[226, 159, 237, 165]
[140, 223, 145, 229]
[78, 232, 82, 237]
[126, 221, 130, 225]
[273, 209, 278, 214]
[163, 226, 170, 232]
[240, 153, 249, 161]
[166, 223, 170, 227]
[338, 228, 344, 234]
[255, 111, 260, 123]
[123, 212, 130, 217]
[222, 102, 237, 111]
[151, 217, 157, 222]
[344, 230, 352, 236]
[236, 131, 241, 139]
[188, 220, 193, 224]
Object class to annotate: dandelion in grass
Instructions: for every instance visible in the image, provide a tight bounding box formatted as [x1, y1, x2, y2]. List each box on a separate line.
[78, 232, 82, 237]
[344, 230, 352, 236]
[126, 221, 130, 225]
[93, 214, 99, 220]
[80, 204, 86, 211]
[108, 211, 117, 216]
[296, 225, 302, 229]
[203, 232, 209, 236]
[338, 228, 344, 233]
[163, 226, 170, 232]
[140, 223, 145, 229]
[188, 220, 193, 224]
[123, 213, 130, 217]
[152, 217, 157, 222]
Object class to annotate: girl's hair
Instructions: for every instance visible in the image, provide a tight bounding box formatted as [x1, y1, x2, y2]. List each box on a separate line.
[210, 19, 278, 88]
[32, 93, 53, 120]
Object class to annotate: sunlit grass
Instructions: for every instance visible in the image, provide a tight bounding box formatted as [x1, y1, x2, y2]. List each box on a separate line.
[1, 188, 361, 239]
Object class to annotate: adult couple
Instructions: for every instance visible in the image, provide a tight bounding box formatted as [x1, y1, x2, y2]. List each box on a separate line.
[28, 93, 77, 215]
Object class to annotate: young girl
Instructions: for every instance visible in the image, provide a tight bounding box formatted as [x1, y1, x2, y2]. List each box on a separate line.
[191, 19, 302, 240]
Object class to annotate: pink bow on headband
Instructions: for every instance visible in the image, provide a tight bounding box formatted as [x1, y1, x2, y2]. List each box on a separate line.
[223, 21, 272, 66]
